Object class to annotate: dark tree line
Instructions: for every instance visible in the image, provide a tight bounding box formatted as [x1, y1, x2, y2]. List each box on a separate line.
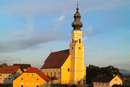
[86, 64, 123, 85]
[0, 63, 8, 67]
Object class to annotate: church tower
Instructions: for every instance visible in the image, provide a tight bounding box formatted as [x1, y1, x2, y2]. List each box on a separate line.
[70, 3, 84, 85]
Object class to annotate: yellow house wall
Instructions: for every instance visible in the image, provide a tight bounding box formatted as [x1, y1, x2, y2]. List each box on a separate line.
[109, 75, 123, 87]
[41, 68, 60, 84]
[61, 55, 71, 84]
[13, 73, 51, 87]
[0, 68, 22, 84]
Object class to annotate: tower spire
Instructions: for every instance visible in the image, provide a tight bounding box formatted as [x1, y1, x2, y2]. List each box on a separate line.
[72, 2, 83, 30]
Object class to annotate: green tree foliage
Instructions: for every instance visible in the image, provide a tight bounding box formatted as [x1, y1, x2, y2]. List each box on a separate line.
[86, 65, 123, 84]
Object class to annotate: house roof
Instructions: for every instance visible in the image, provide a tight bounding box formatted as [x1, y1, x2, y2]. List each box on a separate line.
[91, 75, 115, 83]
[41, 49, 70, 69]
[13, 64, 31, 69]
[0, 66, 21, 74]
[24, 67, 51, 82]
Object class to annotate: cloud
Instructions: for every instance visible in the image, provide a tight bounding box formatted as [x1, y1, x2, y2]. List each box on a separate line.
[57, 15, 65, 22]
[25, 14, 35, 32]
[0, 29, 62, 53]
[54, 15, 65, 30]
[1, 0, 129, 16]
[0, 57, 20, 65]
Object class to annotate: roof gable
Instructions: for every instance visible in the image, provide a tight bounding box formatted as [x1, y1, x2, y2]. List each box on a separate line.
[24, 67, 51, 82]
[0, 66, 21, 74]
[41, 49, 70, 69]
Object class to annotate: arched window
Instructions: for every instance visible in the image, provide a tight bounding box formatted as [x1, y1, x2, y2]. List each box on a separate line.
[68, 68, 70, 72]
[21, 85, 23, 87]
[51, 72, 52, 77]
[54, 72, 56, 77]
[79, 39, 81, 43]
[47, 72, 48, 76]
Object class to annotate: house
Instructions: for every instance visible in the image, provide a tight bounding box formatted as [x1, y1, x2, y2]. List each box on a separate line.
[13, 64, 31, 72]
[0, 66, 22, 84]
[91, 74, 123, 87]
[41, 4, 86, 85]
[13, 67, 52, 87]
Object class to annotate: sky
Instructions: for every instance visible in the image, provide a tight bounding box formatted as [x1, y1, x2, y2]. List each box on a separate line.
[0, 0, 130, 71]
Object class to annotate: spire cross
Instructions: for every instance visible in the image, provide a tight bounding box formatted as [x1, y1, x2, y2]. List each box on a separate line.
[77, 1, 79, 7]
[76, 1, 79, 11]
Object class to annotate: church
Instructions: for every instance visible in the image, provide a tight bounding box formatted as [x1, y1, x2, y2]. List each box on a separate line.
[41, 4, 86, 85]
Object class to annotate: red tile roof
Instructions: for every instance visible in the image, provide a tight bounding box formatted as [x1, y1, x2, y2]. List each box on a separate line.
[41, 49, 70, 69]
[24, 67, 51, 82]
[0, 66, 21, 74]
[91, 75, 115, 82]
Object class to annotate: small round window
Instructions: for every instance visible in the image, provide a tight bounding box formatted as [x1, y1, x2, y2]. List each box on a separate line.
[79, 47, 81, 49]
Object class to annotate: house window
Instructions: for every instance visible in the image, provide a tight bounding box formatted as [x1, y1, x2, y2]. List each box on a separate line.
[11, 69, 13, 71]
[6, 69, 8, 71]
[79, 39, 81, 43]
[115, 79, 117, 81]
[21, 85, 23, 87]
[79, 47, 81, 49]
[37, 85, 39, 87]
[37, 78, 39, 80]
[32, 74, 33, 76]
[72, 47, 73, 49]
[8, 78, 11, 80]
[21, 78, 23, 80]
[27, 74, 28, 75]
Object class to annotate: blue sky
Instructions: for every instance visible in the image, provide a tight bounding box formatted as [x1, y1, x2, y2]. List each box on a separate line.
[0, 0, 130, 70]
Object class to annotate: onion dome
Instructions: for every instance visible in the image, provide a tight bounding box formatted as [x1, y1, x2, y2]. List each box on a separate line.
[72, 4, 83, 30]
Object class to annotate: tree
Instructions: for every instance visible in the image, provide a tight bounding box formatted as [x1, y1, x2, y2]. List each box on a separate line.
[86, 64, 123, 84]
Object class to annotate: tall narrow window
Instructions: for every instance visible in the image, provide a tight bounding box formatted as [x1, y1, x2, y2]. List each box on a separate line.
[79, 39, 81, 43]
[54, 72, 56, 77]
[47, 72, 48, 76]
[21, 85, 23, 87]
[51, 72, 52, 77]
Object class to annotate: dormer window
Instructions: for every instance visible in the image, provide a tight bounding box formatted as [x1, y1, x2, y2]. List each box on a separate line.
[11, 69, 13, 71]
[6, 69, 8, 71]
